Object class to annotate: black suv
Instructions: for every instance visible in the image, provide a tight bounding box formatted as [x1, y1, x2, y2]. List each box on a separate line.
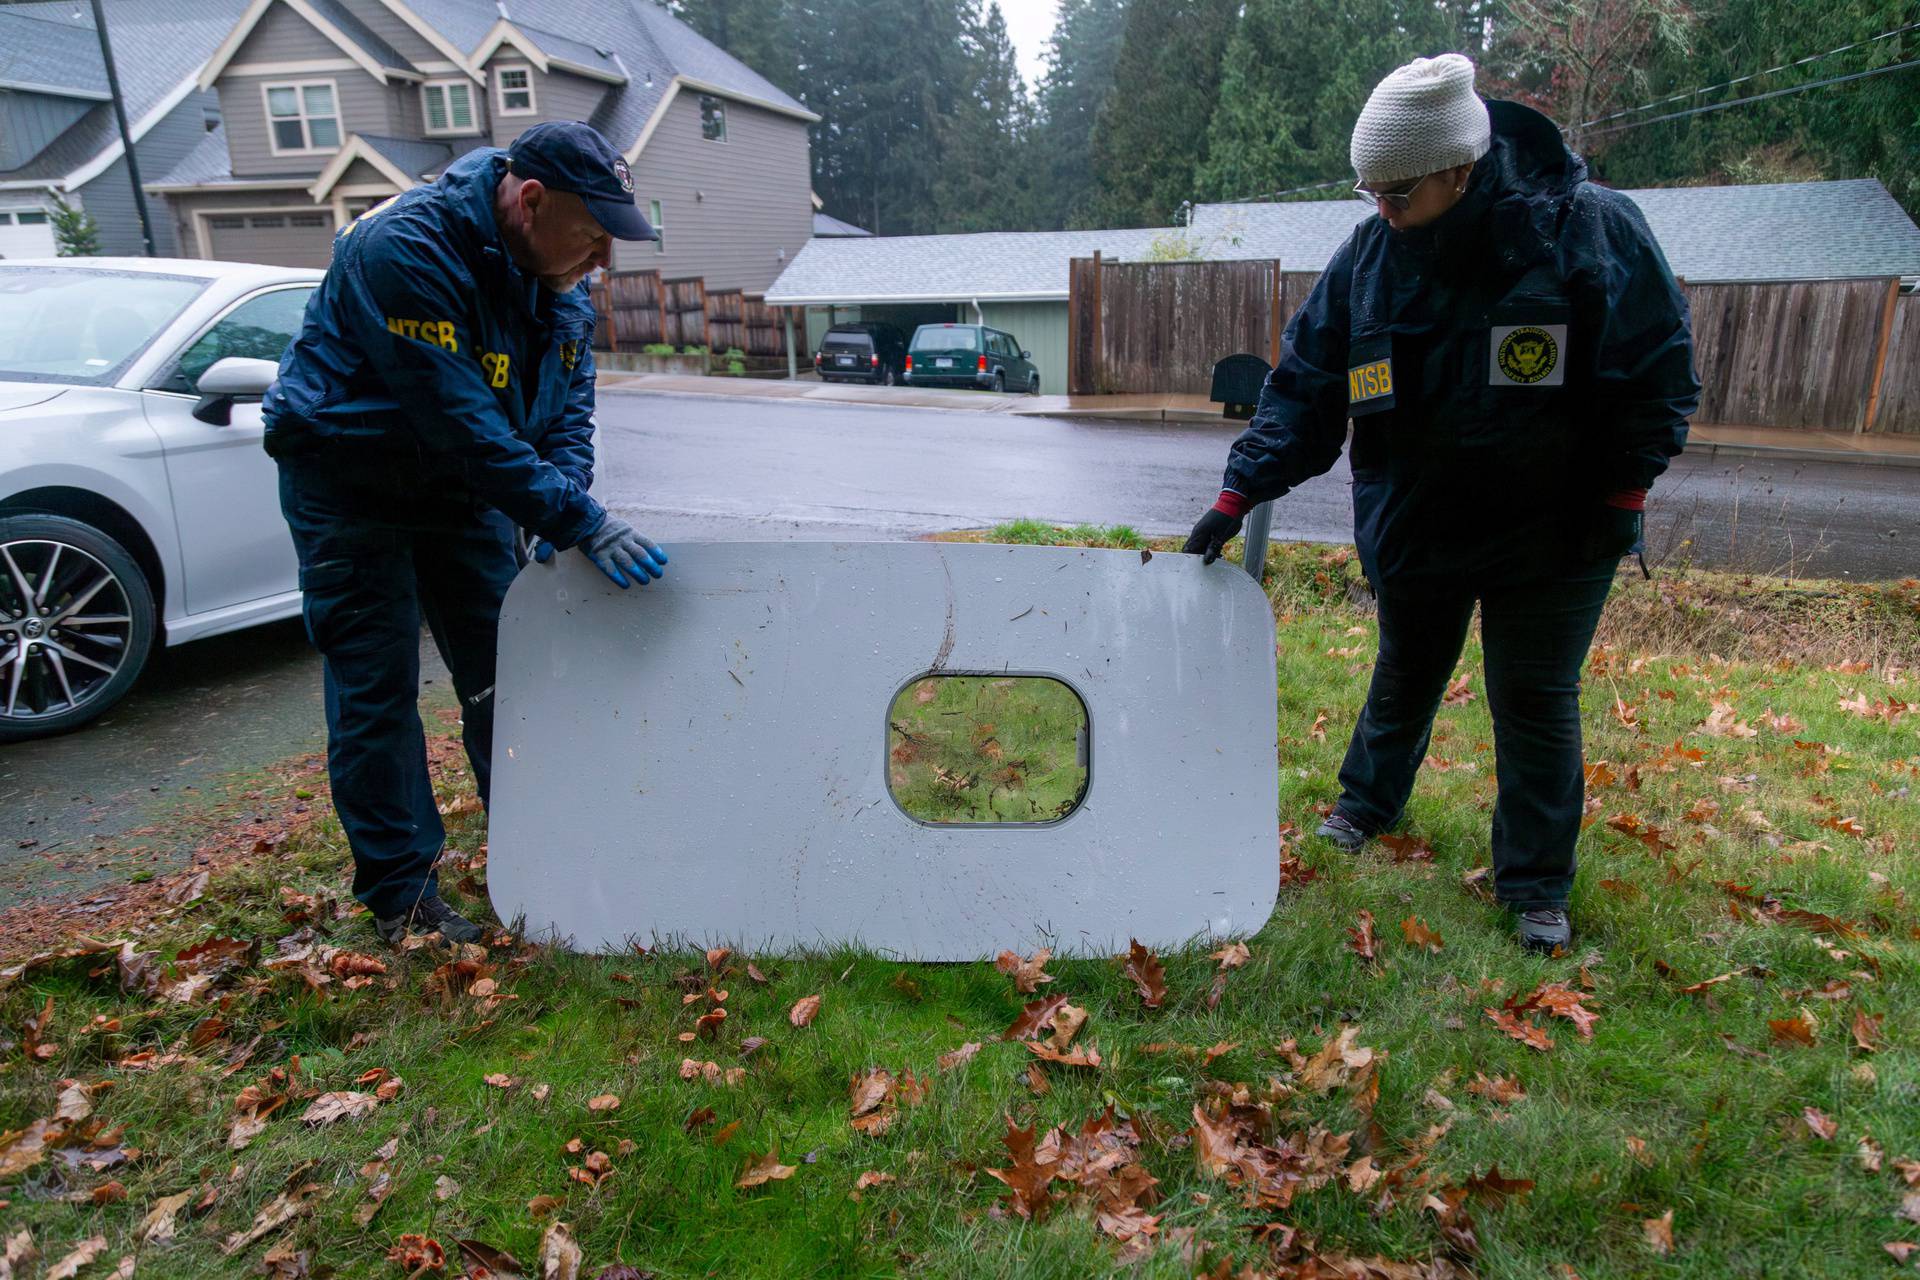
[814, 322, 908, 385]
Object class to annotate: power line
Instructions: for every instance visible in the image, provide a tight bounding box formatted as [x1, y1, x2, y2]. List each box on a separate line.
[1580, 53, 1920, 137]
[1573, 19, 1920, 129]
[1217, 24, 1920, 206]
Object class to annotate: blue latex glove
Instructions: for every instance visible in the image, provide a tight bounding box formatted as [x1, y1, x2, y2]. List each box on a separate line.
[535, 513, 668, 588]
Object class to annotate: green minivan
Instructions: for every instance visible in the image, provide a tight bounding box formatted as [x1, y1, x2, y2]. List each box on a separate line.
[904, 323, 1040, 394]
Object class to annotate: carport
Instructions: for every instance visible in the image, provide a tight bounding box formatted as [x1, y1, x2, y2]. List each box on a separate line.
[765, 227, 1170, 395]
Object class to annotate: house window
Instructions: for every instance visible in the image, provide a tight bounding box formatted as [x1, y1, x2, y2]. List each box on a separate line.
[264, 81, 341, 154]
[649, 199, 664, 254]
[496, 65, 535, 116]
[423, 80, 477, 135]
[15, 211, 48, 226]
[0, 213, 14, 225]
[699, 95, 727, 142]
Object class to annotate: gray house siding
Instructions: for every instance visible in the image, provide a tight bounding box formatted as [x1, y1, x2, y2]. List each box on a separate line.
[73, 89, 218, 256]
[220, 2, 413, 176]
[485, 60, 609, 148]
[977, 301, 1070, 395]
[220, 70, 400, 177]
[619, 92, 810, 293]
[229, 0, 351, 67]
[348, 0, 445, 67]
[0, 93, 94, 171]
[336, 157, 398, 188]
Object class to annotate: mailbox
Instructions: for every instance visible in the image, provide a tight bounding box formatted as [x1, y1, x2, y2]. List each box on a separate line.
[1210, 353, 1272, 420]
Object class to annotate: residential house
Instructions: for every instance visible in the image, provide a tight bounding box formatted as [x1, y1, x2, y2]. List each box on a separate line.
[0, 0, 244, 258]
[767, 180, 1920, 394]
[145, 0, 816, 290]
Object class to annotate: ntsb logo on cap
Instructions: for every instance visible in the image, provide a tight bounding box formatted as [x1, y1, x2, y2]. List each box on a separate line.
[507, 121, 656, 242]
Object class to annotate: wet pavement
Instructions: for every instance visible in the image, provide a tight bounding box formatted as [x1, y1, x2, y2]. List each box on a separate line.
[3, 389, 1915, 905]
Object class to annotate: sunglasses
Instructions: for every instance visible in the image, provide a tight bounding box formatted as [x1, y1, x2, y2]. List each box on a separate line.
[1353, 173, 1431, 212]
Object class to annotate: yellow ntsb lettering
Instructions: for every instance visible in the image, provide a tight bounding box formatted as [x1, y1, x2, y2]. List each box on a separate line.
[385, 317, 459, 353]
[1347, 358, 1393, 403]
[480, 351, 511, 388]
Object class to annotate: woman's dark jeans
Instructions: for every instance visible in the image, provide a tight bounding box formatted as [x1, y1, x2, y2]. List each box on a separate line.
[1332, 563, 1616, 911]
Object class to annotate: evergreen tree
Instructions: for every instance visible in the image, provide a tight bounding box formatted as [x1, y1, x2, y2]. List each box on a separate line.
[1029, 0, 1131, 228]
[1573, 0, 1920, 214]
[930, 3, 1036, 232]
[667, 0, 800, 99]
[1196, 0, 1475, 206]
[49, 195, 101, 257]
[1086, 0, 1240, 227]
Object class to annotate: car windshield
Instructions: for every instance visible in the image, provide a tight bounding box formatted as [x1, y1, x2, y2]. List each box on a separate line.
[0, 267, 209, 384]
[912, 326, 978, 352]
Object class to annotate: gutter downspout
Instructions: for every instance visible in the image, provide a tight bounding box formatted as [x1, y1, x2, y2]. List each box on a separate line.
[970, 297, 983, 323]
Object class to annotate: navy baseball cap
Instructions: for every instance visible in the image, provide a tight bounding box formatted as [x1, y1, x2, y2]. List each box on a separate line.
[506, 121, 657, 241]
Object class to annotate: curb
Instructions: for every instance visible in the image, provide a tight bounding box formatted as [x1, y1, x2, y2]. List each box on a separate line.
[598, 375, 1920, 468]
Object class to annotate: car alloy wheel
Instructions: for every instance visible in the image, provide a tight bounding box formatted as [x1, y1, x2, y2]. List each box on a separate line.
[0, 517, 156, 740]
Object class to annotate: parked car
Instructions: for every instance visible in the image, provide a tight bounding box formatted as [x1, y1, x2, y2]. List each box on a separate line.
[904, 323, 1040, 394]
[1, 258, 325, 741]
[814, 322, 908, 385]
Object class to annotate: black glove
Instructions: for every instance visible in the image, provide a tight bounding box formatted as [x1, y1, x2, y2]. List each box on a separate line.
[1580, 504, 1642, 563]
[1183, 507, 1244, 565]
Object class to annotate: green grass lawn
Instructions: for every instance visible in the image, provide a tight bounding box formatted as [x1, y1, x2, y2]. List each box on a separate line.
[2, 529, 1917, 1279]
[888, 675, 1089, 825]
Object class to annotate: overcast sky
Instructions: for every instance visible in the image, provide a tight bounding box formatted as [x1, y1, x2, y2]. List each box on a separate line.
[998, 0, 1061, 89]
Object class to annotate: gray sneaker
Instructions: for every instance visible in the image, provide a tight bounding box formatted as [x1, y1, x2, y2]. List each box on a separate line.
[375, 894, 484, 946]
[1517, 908, 1572, 954]
[1315, 811, 1369, 853]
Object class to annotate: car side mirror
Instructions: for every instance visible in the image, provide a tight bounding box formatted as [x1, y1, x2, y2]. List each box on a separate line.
[1021, 350, 1031, 360]
[192, 356, 279, 426]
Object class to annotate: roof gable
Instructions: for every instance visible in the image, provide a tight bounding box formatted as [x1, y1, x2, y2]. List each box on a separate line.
[200, 0, 422, 89]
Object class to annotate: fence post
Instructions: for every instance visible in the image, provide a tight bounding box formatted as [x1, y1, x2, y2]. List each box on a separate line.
[1090, 250, 1103, 397]
[1241, 500, 1272, 583]
[1268, 260, 1281, 368]
[1863, 277, 1901, 434]
[785, 308, 798, 379]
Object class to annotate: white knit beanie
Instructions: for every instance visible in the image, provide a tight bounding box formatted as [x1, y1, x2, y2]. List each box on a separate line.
[1349, 54, 1492, 186]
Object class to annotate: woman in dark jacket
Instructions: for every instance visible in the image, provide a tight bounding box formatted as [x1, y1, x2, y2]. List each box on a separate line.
[1185, 54, 1700, 952]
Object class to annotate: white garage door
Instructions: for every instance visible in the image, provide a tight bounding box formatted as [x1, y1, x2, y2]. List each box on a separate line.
[0, 209, 57, 259]
[204, 210, 336, 268]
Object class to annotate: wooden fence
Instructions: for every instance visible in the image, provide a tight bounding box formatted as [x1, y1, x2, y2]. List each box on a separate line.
[590, 268, 794, 358]
[1068, 255, 1920, 434]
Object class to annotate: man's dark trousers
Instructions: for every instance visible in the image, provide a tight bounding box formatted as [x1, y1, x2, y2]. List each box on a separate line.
[1331, 563, 1616, 910]
[277, 460, 518, 919]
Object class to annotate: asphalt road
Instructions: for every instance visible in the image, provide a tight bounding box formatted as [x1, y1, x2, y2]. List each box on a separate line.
[3, 388, 1915, 904]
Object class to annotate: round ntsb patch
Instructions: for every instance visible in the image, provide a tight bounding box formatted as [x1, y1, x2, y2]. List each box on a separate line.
[1495, 325, 1559, 385]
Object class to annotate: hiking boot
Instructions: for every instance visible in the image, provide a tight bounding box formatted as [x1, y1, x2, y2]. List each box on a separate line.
[375, 894, 485, 946]
[1315, 811, 1369, 853]
[1517, 908, 1572, 954]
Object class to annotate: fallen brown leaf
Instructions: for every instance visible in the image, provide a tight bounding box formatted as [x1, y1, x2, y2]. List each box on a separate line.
[1803, 1108, 1838, 1141]
[1400, 916, 1444, 954]
[385, 1234, 445, 1274]
[585, 1094, 620, 1113]
[936, 1042, 981, 1072]
[1852, 1010, 1883, 1053]
[300, 1092, 378, 1127]
[1345, 910, 1378, 961]
[1643, 1210, 1674, 1255]
[736, 1149, 797, 1188]
[1123, 939, 1168, 1009]
[537, 1222, 582, 1280]
[44, 1236, 107, 1280]
[1486, 1008, 1554, 1052]
[993, 949, 1055, 993]
[788, 994, 822, 1027]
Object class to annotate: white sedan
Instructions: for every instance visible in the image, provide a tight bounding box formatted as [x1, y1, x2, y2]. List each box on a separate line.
[1, 257, 324, 740]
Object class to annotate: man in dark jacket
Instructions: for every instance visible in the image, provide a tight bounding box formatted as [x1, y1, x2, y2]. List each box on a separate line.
[1185, 55, 1699, 952]
[264, 122, 666, 944]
